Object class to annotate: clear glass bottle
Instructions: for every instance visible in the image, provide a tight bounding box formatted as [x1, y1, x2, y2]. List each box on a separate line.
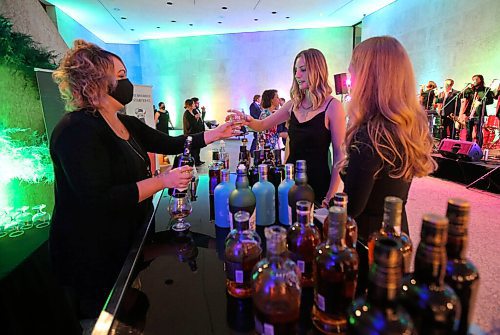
[445, 199, 479, 335]
[224, 211, 262, 298]
[401, 214, 461, 334]
[168, 135, 195, 197]
[214, 169, 236, 228]
[252, 164, 276, 226]
[252, 226, 302, 335]
[367, 196, 413, 275]
[324, 192, 358, 248]
[229, 164, 256, 230]
[288, 160, 315, 224]
[278, 163, 295, 226]
[219, 140, 229, 170]
[287, 200, 321, 287]
[348, 237, 415, 334]
[313, 206, 359, 334]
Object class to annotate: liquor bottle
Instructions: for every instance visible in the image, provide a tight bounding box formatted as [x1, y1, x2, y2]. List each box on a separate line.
[445, 199, 479, 335]
[288, 160, 315, 223]
[248, 150, 263, 187]
[312, 206, 359, 334]
[214, 169, 236, 228]
[367, 196, 413, 275]
[208, 163, 221, 221]
[348, 237, 415, 334]
[168, 136, 195, 197]
[238, 138, 251, 170]
[224, 211, 262, 298]
[269, 153, 284, 223]
[219, 140, 229, 170]
[278, 164, 295, 226]
[400, 214, 461, 334]
[252, 164, 276, 226]
[229, 164, 256, 230]
[252, 226, 302, 335]
[287, 200, 321, 287]
[324, 193, 358, 248]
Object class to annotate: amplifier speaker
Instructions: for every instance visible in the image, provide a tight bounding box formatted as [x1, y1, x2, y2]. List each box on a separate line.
[333, 73, 348, 95]
[438, 139, 483, 161]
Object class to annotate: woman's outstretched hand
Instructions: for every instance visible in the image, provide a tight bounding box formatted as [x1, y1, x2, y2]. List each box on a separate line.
[226, 109, 252, 126]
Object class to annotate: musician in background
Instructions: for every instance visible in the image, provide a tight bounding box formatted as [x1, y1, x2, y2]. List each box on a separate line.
[419, 80, 437, 110]
[463, 74, 494, 142]
[435, 79, 461, 139]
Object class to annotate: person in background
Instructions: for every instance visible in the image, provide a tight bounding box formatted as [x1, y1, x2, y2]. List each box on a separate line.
[341, 36, 437, 293]
[154, 101, 174, 135]
[183, 98, 206, 166]
[435, 79, 461, 139]
[192, 97, 206, 125]
[462, 74, 494, 143]
[277, 97, 288, 146]
[50, 40, 237, 330]
[249, 94, 263, 152]
[234, 48, 346, 205]
[259, 89, 282, 150]
[419, 80, 437, 111]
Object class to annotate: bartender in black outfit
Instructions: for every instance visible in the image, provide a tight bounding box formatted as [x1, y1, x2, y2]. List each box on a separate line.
[435, 79, 461, 139]
[462, 74, 494, 142]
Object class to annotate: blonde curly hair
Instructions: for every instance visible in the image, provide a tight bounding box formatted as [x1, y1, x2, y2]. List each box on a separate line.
[343, 36, 436, 180]
[52, 39, 120, 112]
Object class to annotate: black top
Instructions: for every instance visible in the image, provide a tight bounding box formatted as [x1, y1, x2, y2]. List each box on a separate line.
[435, 89, 461, 117]
[155, 110, 170, 134]
[287, 99, 333, 202]
[183, 109, 205, 135]
[343, 125, 411, 240]
[49, 109, 206, 318]
[421, 90, 436, 110]
[463, 86, 494, 118]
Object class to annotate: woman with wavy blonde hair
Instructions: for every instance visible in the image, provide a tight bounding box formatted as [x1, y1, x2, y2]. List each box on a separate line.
[233, 48, 346, 207]
[49, 40, 237, 324]
[343, 35, 436, 241]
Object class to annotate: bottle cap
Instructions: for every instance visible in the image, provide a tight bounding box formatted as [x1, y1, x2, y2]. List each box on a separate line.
[446, 198, 470, 228]
[258, 164, 268, 175]
[333, 192, 348, 206]
[285, 163, 294, 175]
[295, 160, 307, 172]
[420, 213, 449, 247]
[221, 169, 230, 182]
[296, 200, 311, 213]
[237, 164, 247, 174]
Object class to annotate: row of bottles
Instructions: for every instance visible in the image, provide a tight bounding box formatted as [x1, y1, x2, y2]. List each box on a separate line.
[221, 197, 479, 335]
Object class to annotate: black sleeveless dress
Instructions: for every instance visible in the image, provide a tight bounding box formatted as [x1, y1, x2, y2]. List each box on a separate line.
[287, 98, 333, 202]
[156, 110, 170, 135]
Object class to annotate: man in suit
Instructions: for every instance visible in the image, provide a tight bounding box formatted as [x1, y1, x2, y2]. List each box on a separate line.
[435, 79, 461, 139]
[249, 94, 262, 152]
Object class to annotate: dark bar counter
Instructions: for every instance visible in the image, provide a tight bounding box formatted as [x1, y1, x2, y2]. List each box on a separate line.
[93, 175, 317, 335]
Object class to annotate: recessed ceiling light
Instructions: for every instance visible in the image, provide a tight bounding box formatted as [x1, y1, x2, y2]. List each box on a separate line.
[166, 1, 173, 5]
[221, 6, 228, 10]
[189, 23, 193, 26]
[113, 8, 120, 11]
[254, 18, 258, 21]
[286, 16, 290, 19]
[130, 28, 135, 31]
[121, 17, 127, 20]
[218, 21, 222, 24]
[156, 26, 160, 29]
[271, 11, 277, 14]
[171, 20, 176, 22]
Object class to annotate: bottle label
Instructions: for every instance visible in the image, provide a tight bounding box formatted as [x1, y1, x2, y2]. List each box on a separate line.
[224, 261, 250, 284]
[263, 323, 275, 335]
[316, 293, 326, 312]
[297, 260, 305, 273]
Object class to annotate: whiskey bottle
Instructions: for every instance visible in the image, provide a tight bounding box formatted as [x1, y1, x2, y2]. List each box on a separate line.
[229, 164, 256, 230]
[312, 206, 359, 334]
[214, 169, 235, 228]
[348, 237, 415, 334]
[252, 226, 302, 335]
[278, 164, 295, 226]
[224, 211, 262, 298]
[238, 137, 251, 170]
[401, 214, 461, 334]
[445, 199, 479, 335]
[252, 164, 276, 226]
[324, 192, 358, 248]
[168, 136, 195, 197]
[367, 196, 413, 275]
[288, 160, 315, 223]
[287, 200, 321, 287]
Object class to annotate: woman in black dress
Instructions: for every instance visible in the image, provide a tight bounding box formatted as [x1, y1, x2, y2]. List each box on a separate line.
[49, 40, 237, 326]
[154, 101, 173, 135]
[233, 49, 346, 205]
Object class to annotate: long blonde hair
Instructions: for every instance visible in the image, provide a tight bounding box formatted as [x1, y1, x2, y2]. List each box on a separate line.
[344, 36, 436, 180]
[290, 48, 333, 112]
[52, 40, 116, 112]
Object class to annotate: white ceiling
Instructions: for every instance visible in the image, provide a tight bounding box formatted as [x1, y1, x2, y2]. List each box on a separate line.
[45, 0, 395, 44]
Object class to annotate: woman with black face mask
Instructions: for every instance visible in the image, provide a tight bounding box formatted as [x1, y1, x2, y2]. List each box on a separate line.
[49, 40, 238, 328]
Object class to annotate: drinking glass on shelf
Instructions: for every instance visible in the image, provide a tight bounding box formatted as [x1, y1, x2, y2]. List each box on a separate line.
[32, 204, 51, 228]
[0, 208, 11, 238]
[17, 206, 33, 230]
[7, 208, 24, 238]
[168, 195, 192, 233]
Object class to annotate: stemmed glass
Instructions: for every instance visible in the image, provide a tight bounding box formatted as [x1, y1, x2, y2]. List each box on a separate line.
[5, 208, 24, 238]
[32, 204, 51, 228]
[17, 206, 33, 230]
[168, 195, 192, 233]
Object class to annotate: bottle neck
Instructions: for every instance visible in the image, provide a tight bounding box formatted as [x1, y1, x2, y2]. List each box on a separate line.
[234, 220, 250, 231]
[367, 264, 401, 304]
[285, 169, 294, 181]
[295, 170, 307, 184]
[266, 239, 287, 258]
[415, 244, 447, 287]
[382, 210, 402, 235]
[297, 211, 310, 226]
[259, 172, 268, 182]
[446, 233, 468, 260]
[326, 221, 347, 248]
[236, 173, 250, 188]
[333, 200, 348, 209]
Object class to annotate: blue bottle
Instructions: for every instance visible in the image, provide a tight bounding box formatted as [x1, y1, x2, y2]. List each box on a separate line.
[252, 164, 275, 226]
[278, 163, 295, 226]
[214, 169, 236, 228]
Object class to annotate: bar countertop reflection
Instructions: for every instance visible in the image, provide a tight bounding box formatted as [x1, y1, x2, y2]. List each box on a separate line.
[93, 174, 317, 335]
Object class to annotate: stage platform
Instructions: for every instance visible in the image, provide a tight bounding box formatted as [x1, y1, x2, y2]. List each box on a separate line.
[431, 153, 500, 193]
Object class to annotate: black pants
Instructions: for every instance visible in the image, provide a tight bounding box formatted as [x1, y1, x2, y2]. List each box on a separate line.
[192, 147, 201, 164]
[442, 116, 455, 139]
[467, 118, 478, 142]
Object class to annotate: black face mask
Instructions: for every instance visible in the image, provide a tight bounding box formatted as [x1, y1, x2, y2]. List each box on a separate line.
[110, 78, 134, 106]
